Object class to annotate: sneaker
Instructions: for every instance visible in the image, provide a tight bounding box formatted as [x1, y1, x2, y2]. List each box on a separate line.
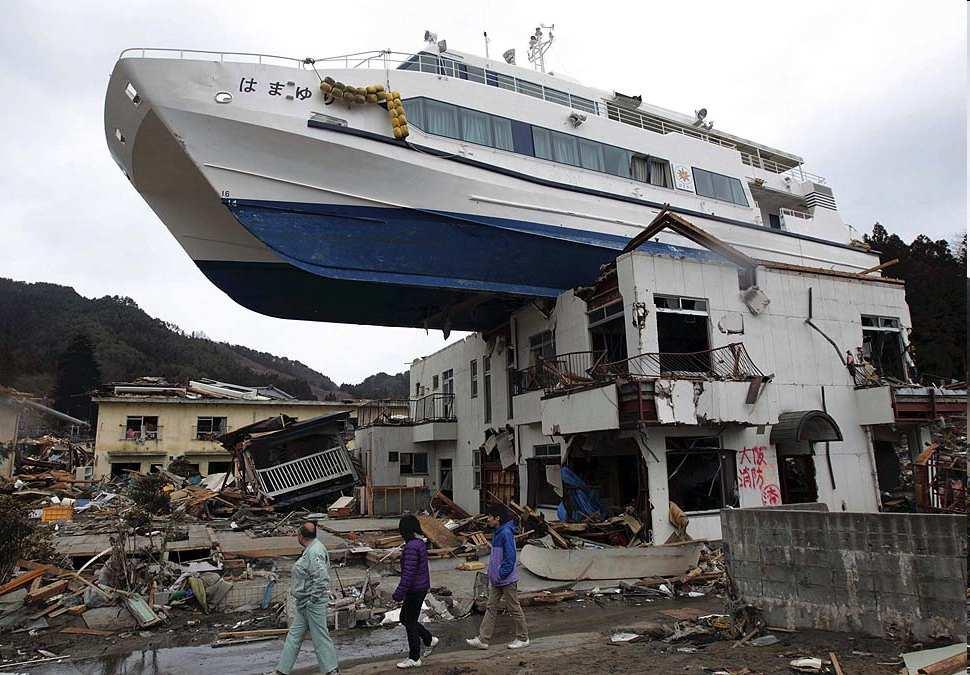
[465, 637, 489, 650]
[396, 658, 422, 669]
[507, 639, 530, 649]
[424, 636, 440, 656]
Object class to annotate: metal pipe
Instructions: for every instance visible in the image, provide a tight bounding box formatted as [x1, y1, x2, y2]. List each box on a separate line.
[821, 386, 836, 490]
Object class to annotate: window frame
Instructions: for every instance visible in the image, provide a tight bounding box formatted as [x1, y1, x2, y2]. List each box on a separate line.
[483, 355, 492, 424]
[691, 167, 749, 207]
[528, 329, 557, 361]
[195, 415, 228, 440]
[400, 451, 429, 475]
[664, 436, 738, 513]
[402, 96, 680, 183]
[470, 359, 478, 399]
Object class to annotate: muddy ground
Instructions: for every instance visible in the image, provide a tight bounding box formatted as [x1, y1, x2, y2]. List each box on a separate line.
[5, 592, 924, 674]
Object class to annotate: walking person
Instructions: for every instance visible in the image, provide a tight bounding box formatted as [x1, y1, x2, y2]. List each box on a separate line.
[272, 521, 339, 675]
[393, 514, 439, 668]
[466, 505, 530, 650]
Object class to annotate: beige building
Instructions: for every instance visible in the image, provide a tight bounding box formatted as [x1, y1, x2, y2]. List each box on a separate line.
[93, 393, 360, 478]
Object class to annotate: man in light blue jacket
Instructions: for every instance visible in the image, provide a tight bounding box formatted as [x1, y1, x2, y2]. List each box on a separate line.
[466, 505, 530, 650]
[273, 522, 339, 675]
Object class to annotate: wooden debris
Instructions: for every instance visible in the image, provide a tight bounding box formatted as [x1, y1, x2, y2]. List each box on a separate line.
[60, 627, 114, 637]
[917, 650, 967, 675]
[416, 515, 460, 549]
[25, 579, 70, 605]
[0, 568, 47, 598]
[828, 652, 845, 675]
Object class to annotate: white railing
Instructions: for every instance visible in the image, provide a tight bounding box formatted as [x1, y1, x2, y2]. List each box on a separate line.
[255, 445, 353, 497]
[780, 207, 812, 220]
[119, 47, 801, 169]
[740, 151, 826, 184]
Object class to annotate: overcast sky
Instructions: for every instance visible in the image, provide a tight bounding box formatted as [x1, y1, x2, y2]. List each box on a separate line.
[1, 1, 965, 384]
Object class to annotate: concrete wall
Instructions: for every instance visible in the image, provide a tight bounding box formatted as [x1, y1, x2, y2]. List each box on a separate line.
[93, 399, 358, 477]
[721, 508, 967, 640]
[0, 402, 20, 479]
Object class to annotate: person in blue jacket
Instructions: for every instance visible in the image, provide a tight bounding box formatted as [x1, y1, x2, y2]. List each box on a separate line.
[466, 505, 530, 650]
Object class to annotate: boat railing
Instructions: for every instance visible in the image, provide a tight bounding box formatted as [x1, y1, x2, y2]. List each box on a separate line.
[118, 47, 811, 171]
[740, 151, 826, 184]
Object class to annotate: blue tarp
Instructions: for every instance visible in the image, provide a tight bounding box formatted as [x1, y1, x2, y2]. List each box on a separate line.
[557, 466, 606, 522]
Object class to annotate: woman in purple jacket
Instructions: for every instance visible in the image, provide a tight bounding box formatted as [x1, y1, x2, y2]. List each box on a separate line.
[393, 514, 438, 668]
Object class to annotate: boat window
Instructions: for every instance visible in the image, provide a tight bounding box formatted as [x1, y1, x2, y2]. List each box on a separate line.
[492, 117, 514, 151]
[419, 53, 440, 73]
[692, 167, 749, 206]
[569, 94, 597, 114]
[550, 131, 580, 166]
[515, 79, 544, 99]
[397, 54, 422, 71]
[401, 96, 743, 195]
[402, 98, 425, 128]
[544, 87, 570, 106]
[648, 157, 673, 188]
[603, 146, 632, 178]
[464, 64, 486, 85]
[578, 139, 604, 172]
[425, 99, 460, 139]
[486, 70, 516, 91]
[460, 107, 493, 146]
[631, 155, 650, 183]
[532, 127, 553, 160]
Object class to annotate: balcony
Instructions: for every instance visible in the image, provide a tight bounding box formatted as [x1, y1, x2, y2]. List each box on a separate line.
[357, 393, 456, 426]
[511, 351, 611, 396]
[532, 344, 769, 432]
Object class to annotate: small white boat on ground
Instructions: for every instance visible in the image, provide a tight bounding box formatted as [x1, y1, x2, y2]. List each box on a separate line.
[519, 541, 703, 581]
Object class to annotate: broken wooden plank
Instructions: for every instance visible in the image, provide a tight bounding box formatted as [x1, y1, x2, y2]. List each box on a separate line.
[0, 568, 47, 598]
[216, 628, 290, 639]
[829, 652, 845, 675]
[60, 627, 114, 637]
[416, 515, 460, 549]
[26, 579, 70, 605]
[916, 650, 967, 675]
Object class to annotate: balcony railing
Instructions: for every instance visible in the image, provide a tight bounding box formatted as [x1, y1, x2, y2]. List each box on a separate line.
[121, 430, 161, 442]
[358, 393, 456, 426]
[255, 445, 354, 498]
[613, 343, 765, 381]
[512, 351, 610, 395]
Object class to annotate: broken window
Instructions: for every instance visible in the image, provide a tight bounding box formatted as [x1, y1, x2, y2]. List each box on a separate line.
[528, 443, 562, 508]
[470, 359, 478, 398]
[528, 330, 556, 363]
[654, 295, 711, 372]
[388, 451, 399, 463]
[665, 436, 738, 512]
[414, 381, 421, 397]
[400, 452, 429, 475]
[861, 315, 905, 380]
[125, 415, 159, 440]
[589, 299, 628, 363]
[111, 462, 141, 477]
[777, 454, 818, 504]
[196, 416, 228, 439]
[483, 356, 492, 423]
[206, 461, 232, 475]
[432, 374, 439, 390]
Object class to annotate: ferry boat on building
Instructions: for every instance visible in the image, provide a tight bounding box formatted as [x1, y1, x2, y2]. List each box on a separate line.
[104, 31, 878, 330]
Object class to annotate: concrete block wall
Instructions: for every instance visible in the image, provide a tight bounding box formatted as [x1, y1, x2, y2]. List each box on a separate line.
[721, 508, 966, 640]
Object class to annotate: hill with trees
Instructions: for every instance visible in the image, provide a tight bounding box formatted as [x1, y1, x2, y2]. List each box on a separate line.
[0, 278, 409, 418]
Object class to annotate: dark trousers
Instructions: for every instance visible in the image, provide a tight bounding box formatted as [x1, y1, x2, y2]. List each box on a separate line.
[401, 590, 433, 660]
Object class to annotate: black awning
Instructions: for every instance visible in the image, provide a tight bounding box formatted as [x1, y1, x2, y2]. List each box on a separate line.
[770, 410, 843, 446]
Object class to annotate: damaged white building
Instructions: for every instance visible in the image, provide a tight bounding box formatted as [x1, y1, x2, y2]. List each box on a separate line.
[355, 212, 965, 541]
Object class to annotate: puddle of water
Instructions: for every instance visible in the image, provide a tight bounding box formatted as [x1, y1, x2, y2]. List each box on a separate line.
[24, 626, 412, 675]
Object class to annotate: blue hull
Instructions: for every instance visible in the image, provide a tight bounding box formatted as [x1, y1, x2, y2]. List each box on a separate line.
[206, 199, 718, 330]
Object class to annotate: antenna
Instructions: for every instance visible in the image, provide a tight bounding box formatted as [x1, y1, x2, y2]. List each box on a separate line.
[527, 23, 555, 73]
[483, 31, 490, 59]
